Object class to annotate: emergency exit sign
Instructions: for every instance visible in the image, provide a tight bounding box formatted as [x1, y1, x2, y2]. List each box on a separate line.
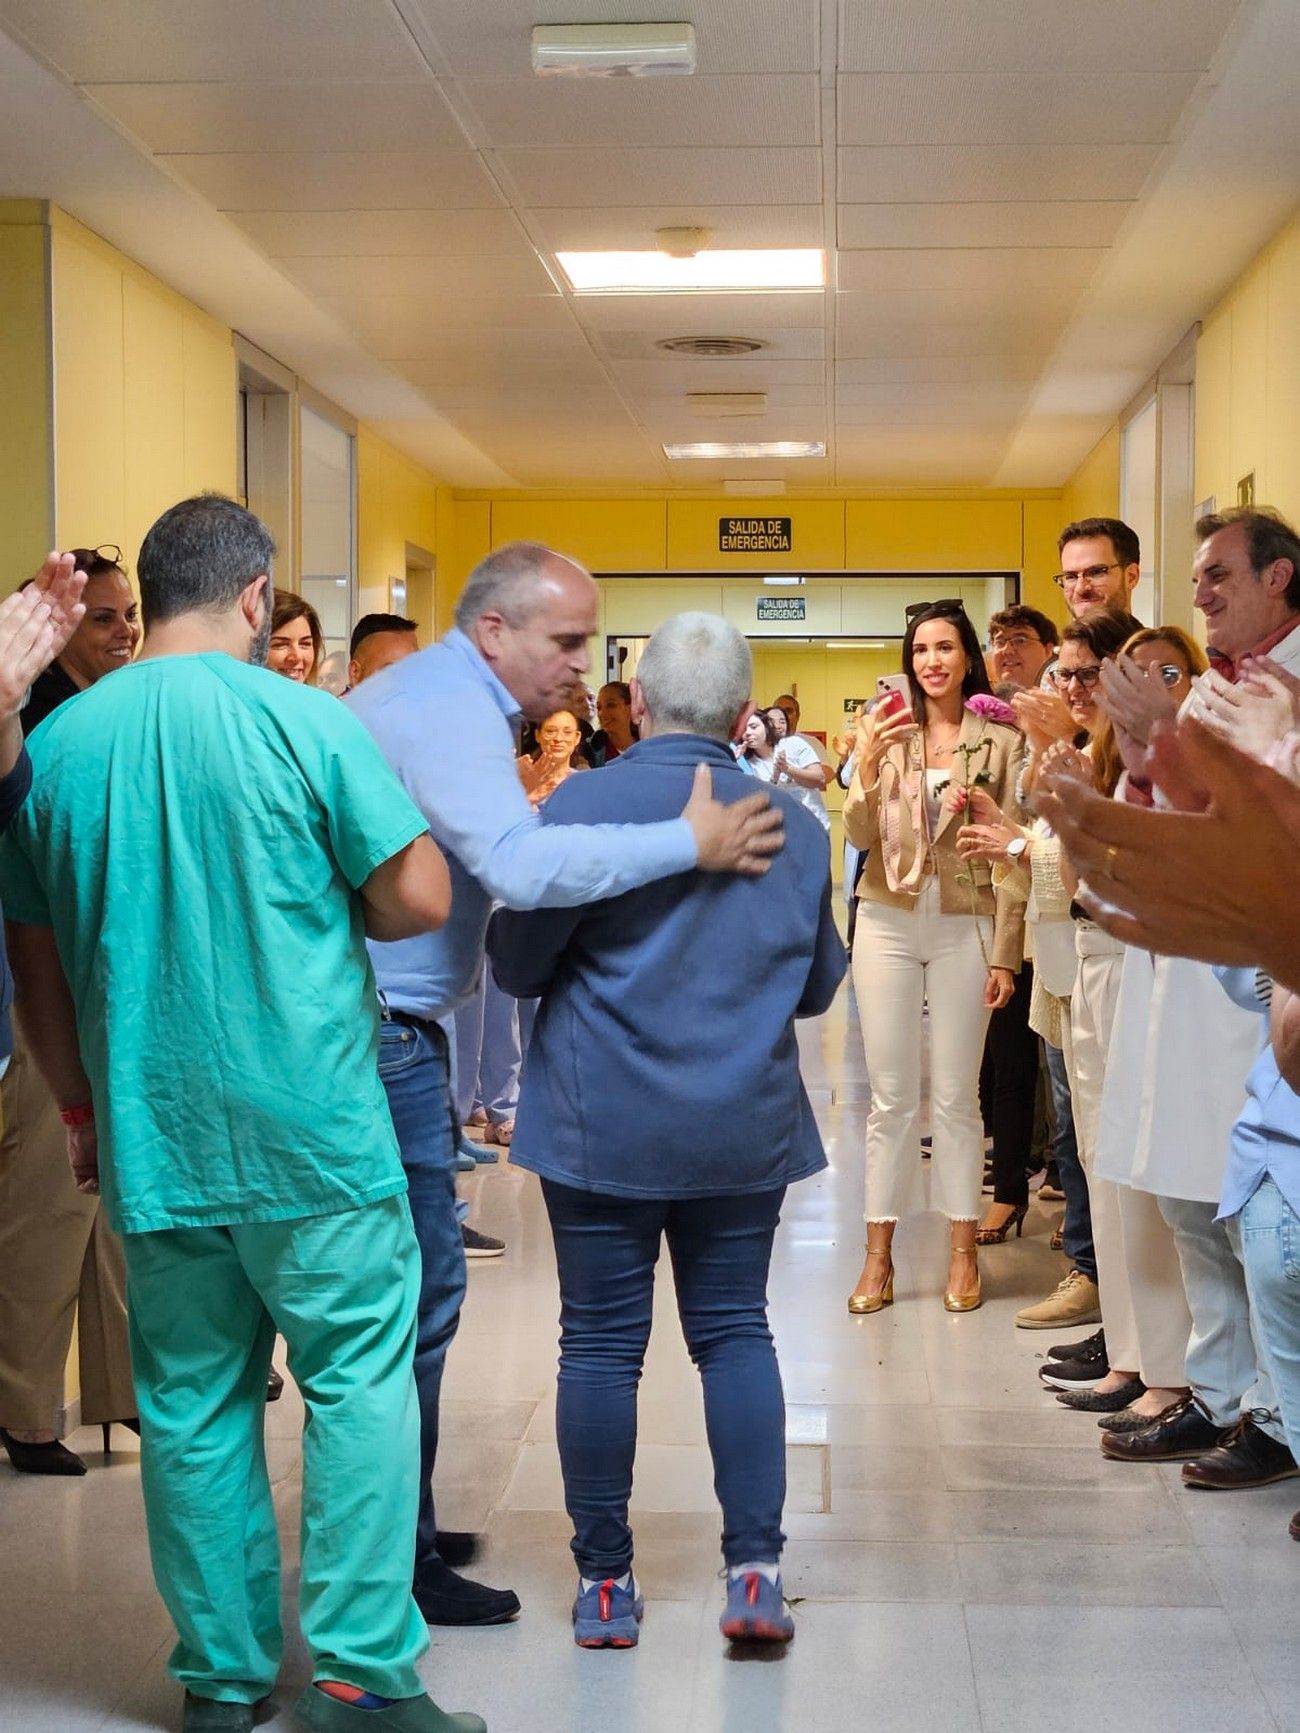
[719, 515, 793, 553]
[756, 596, 806, 622]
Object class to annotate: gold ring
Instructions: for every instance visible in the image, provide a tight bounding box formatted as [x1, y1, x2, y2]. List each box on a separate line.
[1104, 844, 1120, 876]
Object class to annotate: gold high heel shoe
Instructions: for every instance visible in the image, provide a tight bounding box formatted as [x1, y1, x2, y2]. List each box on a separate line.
[943, 1248, 982, 1313]
[848, 1265, 894, 1315]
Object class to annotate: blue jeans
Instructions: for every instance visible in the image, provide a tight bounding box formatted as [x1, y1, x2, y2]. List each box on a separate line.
[1045, 1038, 1095, 1281]
[540, 1179, 788, 1578]
[377, 1018, 467, 1580]
[1232, 1177, 1300, 1453]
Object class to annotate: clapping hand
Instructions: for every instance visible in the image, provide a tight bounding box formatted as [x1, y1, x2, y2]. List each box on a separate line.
[1012, 686, 1076, 756]
[1096, 654, 1179, 749]
[1187, 661, 1300, 765]
[0, 553, 88, 718]
[956, 786, 1026, 864]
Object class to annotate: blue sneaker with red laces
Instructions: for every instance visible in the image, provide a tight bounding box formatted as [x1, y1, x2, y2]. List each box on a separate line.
[572, 1575, 644, 1648]
[719, 1571, 795, 1643]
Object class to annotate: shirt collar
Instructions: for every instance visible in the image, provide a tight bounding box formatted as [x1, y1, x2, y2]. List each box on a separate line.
[1208, 614, 1300, 683]
[442, 627, 522, 724]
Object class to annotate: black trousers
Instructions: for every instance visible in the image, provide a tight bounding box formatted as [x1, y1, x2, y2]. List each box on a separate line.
[979, 961, 1040, 1208]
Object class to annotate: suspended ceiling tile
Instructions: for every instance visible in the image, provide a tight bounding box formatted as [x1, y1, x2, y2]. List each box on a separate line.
[609, 356, 827, 391]
[840, 0, 1244, 74]
[371, 324, 592, 362]
[836, 319, 1059, 361]
[837, 71, 1197, 147]
[231, 208, 532, 258]
[638, 407, 828, 440]
[838, 143, 1161, 203]
[631, 381, 828, 409]
[459, 73, 819, 149]
[596, 327, 825, 362]
[0, 0, 423, 80]
[837, 246, 1106, 295]
[575, 291, 826, 333]
[82, 80, 467, 154]
[497, 146, 821, 208]
[838, 201, 1131, 250]
[835, 379, 1031, 411]
[399, 353, 612, 388]
[836, 285, 1077, 328]
[410, 0, 819, 77]
[835, 400, 1024, 427]
[531, 204, 825, 253]
[281, 251, 557, 299]
[160, 150, 505, 210]
[837, 354, 1044, 385]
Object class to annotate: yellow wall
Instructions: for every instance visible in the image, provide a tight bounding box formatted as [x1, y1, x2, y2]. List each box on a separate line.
[1060, 425, 1122, 532]
[50, 211, 237, 562]
[355, 427, 442, 641]
[0, 202, 54, 573]
[1195, 208, 1300, 519]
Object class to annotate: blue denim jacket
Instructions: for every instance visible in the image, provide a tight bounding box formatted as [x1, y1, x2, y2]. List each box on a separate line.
[489, 734, 846, 1199]
[1215, 965, 1300, 1224]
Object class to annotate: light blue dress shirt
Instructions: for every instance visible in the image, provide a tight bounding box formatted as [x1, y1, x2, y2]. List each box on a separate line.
[345, 628, 698, 1020]
[1216, 966, 1300, 1223]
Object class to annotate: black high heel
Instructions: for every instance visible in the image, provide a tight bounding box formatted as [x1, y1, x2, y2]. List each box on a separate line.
[101, 1420, 142, 1452]
[0, 1425, 88, 1477]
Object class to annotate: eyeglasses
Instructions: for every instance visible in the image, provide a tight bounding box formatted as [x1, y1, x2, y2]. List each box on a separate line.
[989, 631, 1045, 650]
[1050, 664, 1103, 690]
[905, 597, 965, 623]
[1052, 562, 1120, 590]
[1154, 663, 1186, 687]
[69, 544, 125, 571]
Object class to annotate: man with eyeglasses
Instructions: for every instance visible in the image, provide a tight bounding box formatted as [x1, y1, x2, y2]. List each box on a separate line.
[1053, 518, 1142, 617]
[987, 605, 1059, 690]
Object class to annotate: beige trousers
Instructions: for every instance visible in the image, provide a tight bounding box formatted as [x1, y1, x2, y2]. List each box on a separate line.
[0, 1033, 133, 1431]
[1066, 931, 1191, 1386]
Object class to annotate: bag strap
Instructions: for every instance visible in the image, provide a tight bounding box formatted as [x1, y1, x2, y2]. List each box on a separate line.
[879, 748, 928, 895]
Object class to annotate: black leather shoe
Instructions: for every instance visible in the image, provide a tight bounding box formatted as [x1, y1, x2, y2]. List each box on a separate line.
[1181, 1412, 1300, 1490]
[1100, 1395, 1221, 1462]
[0, 1427, 87, 1476]
[414, 1559, 520, 1626]
[1056, 1377, 1144, 1413]
[182, 1694, 257, 1731]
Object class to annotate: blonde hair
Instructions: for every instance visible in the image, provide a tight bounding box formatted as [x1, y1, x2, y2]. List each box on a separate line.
[1119, 624, 1209, 677]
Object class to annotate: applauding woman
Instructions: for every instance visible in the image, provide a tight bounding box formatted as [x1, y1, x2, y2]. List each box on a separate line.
[843, 603, 1024, 1316]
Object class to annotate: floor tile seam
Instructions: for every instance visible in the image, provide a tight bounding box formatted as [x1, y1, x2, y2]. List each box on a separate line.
[957, 1600, 991, 1733]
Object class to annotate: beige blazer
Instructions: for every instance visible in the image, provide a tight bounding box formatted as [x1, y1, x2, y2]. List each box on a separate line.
[842, 711, 1026, 973]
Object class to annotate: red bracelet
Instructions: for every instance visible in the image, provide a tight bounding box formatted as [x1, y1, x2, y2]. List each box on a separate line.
[60, 1102, 95, 1127]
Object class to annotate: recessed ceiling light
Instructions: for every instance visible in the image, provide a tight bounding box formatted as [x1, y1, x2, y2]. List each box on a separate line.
[663, 440, 825, 460]
[531, 23, 697, 77]
[557, 249, 824, 294]
[827, 641, 886, 650]
[762, 575, 804, 586]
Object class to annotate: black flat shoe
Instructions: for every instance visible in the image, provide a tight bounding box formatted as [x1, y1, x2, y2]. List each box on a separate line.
[413, 1559, 520, 1627]
[435, 1530, 481, 1569]
[1099, 1395, 1221, 1462]
[1056, 1377, 1145, 1413]
[0, 1426, 88, 1476]
[182, 1693, 257, 1732]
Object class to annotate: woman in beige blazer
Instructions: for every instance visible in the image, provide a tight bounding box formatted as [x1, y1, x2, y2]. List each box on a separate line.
[843, 603, 1024, 1316]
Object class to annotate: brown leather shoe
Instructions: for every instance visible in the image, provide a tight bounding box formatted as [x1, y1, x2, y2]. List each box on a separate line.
[1181, 1412, 1300, 1490]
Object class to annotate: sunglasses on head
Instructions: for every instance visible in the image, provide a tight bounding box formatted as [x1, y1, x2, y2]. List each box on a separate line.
[904, 598, 966, 624]
[69, 544, 125, 573]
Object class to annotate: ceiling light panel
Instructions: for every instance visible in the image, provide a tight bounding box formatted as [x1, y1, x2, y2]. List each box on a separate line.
[531, 23, 697, 77]
[663, 441, 826, 460]
[557, 249, 824, 293]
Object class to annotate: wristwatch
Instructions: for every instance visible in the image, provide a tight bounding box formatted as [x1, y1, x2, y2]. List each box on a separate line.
[1005, 835, 1028, 863]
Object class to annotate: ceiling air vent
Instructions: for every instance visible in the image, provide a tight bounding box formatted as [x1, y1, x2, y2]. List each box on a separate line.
[656, 336, 767, 357]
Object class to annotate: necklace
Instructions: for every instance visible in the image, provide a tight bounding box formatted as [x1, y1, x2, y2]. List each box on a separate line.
[925, 723, 961, 760]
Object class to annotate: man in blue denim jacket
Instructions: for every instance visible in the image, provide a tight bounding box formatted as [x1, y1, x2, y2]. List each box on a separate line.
[489, 612, 845, 1650]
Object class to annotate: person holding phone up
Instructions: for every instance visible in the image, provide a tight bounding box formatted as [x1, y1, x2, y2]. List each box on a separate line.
[842, 603, 1025, 1318]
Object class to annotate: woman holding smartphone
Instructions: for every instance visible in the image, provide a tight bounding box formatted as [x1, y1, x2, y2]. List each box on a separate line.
[843, 603, 1025, 1315]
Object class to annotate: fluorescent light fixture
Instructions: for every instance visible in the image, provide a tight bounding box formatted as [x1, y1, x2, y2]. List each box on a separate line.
[557, 249, 824, 294]
[827, 640, 887, 650]
[762, 574, 804, 586]
[532, 23, 696, 76]
[664, 440, 825, 461]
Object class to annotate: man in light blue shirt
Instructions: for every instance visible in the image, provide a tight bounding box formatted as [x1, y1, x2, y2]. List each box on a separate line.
[346, 541, 783, 1628]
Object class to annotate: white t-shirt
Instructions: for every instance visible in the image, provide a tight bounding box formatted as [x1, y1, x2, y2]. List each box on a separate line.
[773, 734, 831, 832]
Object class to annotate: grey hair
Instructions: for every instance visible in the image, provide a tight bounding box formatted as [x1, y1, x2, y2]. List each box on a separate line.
[453, 541, 589, 632]
[636, 612, 752, 741]
[138, 493, 275, 627]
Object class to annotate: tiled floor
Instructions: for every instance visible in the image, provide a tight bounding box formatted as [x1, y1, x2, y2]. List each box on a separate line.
[4, 979, 1296, 1731]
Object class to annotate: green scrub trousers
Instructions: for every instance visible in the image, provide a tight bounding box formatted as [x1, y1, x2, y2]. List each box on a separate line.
[122, 1193, 429, 1705]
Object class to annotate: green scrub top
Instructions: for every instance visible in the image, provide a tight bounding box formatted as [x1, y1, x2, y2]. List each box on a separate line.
[0, 653, 430, 1236]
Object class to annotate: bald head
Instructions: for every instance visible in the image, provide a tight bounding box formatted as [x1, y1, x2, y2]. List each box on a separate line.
[456, 541, 598, 720]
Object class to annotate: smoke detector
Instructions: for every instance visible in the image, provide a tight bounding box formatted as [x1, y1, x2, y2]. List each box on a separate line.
[688, 392, 767, 417]
[655, 225, 712, 258]
[656, 336, 767, 357]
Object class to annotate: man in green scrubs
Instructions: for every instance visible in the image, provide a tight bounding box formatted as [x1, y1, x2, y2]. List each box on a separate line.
[0, 496, 485, 1733]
